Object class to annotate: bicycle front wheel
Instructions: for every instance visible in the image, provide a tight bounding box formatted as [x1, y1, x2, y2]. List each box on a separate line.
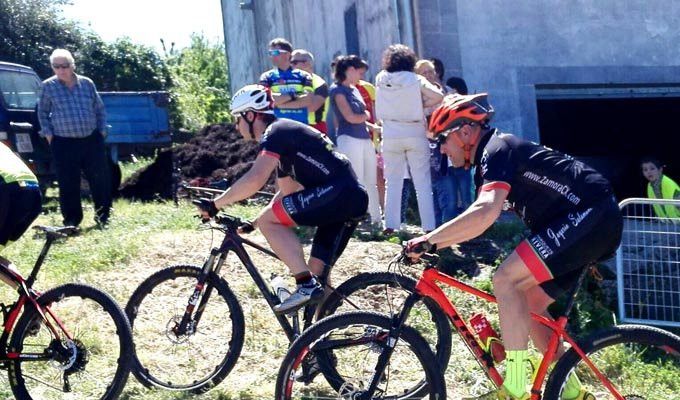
[8, 283, 133, 400]
[125, 265, 245, 393]
[319, 271, 452, 368]
[544, 325, 680, 400]
[275, 311, 446, 400]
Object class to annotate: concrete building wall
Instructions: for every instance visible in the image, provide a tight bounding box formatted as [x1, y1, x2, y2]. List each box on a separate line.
[223, 0, 412, 92]
[223, 1, 680, 141]
[454, 0, 680, 139]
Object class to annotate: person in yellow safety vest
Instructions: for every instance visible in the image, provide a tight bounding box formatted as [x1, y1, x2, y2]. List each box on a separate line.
[290, 49, 329, 134]
[641, 157, 680, 219]
[0, 142, 42, 253]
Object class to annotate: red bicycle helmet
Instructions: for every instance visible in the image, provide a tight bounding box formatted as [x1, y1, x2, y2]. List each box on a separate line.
[429, 93, 494, 137]
[429, 93, 494, 169]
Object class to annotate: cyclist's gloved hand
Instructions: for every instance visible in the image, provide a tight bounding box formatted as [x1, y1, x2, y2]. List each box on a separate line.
[405, 236, 437, 261]
[237, 220, 256, 234]
[194, 198, 218, 222]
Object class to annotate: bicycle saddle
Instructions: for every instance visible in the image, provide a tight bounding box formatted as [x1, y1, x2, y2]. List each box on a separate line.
[33, 225, 79, 239]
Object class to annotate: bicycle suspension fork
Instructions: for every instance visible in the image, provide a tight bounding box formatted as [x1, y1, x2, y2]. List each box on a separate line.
[174, 249, 228, 336]
[359, 292, 421, 399]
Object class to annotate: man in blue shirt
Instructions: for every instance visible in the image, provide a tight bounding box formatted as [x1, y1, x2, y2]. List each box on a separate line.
[38, 48, 111, 227]
[258, 38, 314, 124]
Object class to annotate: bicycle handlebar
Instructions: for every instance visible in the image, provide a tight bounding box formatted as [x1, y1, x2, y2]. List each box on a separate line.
[398, 246, 439, 266]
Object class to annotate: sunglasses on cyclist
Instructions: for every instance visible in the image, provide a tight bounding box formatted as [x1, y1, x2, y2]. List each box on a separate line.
[268, 49, 289, 57]
[291, 59, 307, 65]
[51, 63, 71, 69]
[436, 122, 477, 144]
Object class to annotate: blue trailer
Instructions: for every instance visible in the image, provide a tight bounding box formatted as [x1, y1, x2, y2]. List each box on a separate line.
[0, 61, 171, 191]
[100, 91, 171, 163]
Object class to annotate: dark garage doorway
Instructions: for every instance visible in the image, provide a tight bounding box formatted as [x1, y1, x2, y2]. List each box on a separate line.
[536, 88, 680, 200]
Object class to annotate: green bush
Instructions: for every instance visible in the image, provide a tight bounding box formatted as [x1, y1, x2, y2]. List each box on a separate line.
[164, 34, 231, 131]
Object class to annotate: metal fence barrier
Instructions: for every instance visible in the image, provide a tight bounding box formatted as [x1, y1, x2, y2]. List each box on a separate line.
[616, 198, 680, 328]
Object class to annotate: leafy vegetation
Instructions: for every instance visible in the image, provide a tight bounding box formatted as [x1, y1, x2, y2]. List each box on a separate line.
[0, 0, 230, 131]
[163, 34, 232, 130]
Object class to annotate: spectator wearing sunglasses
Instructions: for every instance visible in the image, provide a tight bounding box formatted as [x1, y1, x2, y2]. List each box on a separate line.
[290, 49, 329, 134]
[37, 48, 111, 228]
[259, 38, 314, 124]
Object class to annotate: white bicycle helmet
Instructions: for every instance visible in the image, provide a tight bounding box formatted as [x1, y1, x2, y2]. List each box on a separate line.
[230, 84, 274, 115]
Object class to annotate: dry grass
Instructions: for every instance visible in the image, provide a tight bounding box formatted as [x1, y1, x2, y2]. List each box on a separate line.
[0, 198, 523, 399]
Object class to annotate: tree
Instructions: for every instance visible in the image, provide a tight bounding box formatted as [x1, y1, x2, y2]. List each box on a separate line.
[78, 37, 171, 91]
[0, 0, 83, 78]
[0, 0, 170, 90]
[165, 34, 231, 130]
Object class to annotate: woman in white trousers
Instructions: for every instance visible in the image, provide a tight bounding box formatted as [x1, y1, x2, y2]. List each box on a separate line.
[329, 55, 382, 224]
[376, 44, 444, 232]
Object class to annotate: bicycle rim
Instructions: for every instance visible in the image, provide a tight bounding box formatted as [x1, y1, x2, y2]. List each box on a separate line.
[128, 267, 243, 391]
[548, 326, 680, 400]
[9, 285, 131, 400]
[321, 272, 451, 369]
[278, 312, 444, 399]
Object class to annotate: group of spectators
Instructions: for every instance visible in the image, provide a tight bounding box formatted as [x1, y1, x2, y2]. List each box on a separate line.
[258, 37, 475, 233]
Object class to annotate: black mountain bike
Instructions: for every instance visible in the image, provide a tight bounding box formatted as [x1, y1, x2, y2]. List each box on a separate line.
[0, 226, 133, 400]
[124, 210, 453, 395]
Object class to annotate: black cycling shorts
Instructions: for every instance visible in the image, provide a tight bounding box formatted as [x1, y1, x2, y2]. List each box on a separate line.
[515, 196, 622, 299]
[272, 178, 368, 266]
[0, 181, 42, 246]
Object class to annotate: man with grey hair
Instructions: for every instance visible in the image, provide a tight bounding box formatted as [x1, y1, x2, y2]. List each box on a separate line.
[291, 49, 329, 134]
[38, 48, 111, 228]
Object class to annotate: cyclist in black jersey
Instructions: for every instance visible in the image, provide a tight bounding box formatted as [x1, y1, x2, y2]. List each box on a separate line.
[197, 84, 368, 314]
[406, 93, 622, 400]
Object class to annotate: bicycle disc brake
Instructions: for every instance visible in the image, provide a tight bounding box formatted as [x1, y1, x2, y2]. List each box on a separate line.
[166, 315, 195, 343]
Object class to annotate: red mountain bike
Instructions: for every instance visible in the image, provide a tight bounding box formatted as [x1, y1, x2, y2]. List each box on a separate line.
[276, 249, 680, 399]
[0, 226, 133, 400]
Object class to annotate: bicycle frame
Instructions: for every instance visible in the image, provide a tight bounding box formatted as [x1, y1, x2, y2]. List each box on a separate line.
[388, 264, 626, 400]
[175, 225, 310, 343]
[175, 212, 361, 346]
[0, 237, 73, 362]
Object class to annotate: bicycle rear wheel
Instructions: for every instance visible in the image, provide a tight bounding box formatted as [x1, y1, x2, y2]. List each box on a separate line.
[125, 265, 244, 393]
[275, 311, 446, 399]
[8, 284, 133, 400]
[319, 271, 452, 367]
[544, 325, 680, 400]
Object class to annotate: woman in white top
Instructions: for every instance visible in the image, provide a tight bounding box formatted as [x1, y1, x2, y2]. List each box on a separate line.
[375, 44, 444, 232]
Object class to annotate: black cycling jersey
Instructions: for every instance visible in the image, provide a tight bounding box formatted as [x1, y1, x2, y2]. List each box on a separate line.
[260, 119, 355, 187]
[261, 119, 368, 267]
[473, 129, 613, 230]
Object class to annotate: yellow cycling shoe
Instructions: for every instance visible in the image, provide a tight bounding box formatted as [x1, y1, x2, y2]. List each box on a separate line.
[496, 386, 530, 400]
[563, 389, 595, 400]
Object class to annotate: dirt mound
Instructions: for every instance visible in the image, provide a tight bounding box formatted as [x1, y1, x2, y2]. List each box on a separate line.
[119, 123, 263, 200]
[119, 148, 174, 201]
[174, 123, 259, 181]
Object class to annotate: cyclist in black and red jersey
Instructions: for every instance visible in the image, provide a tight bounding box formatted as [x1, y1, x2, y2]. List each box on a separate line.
[407, 93, 622, 400]
[198, 84, 368, 314]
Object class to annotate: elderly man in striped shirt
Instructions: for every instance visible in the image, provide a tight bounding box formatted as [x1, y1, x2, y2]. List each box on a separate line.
[38, 48, 111, 228]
